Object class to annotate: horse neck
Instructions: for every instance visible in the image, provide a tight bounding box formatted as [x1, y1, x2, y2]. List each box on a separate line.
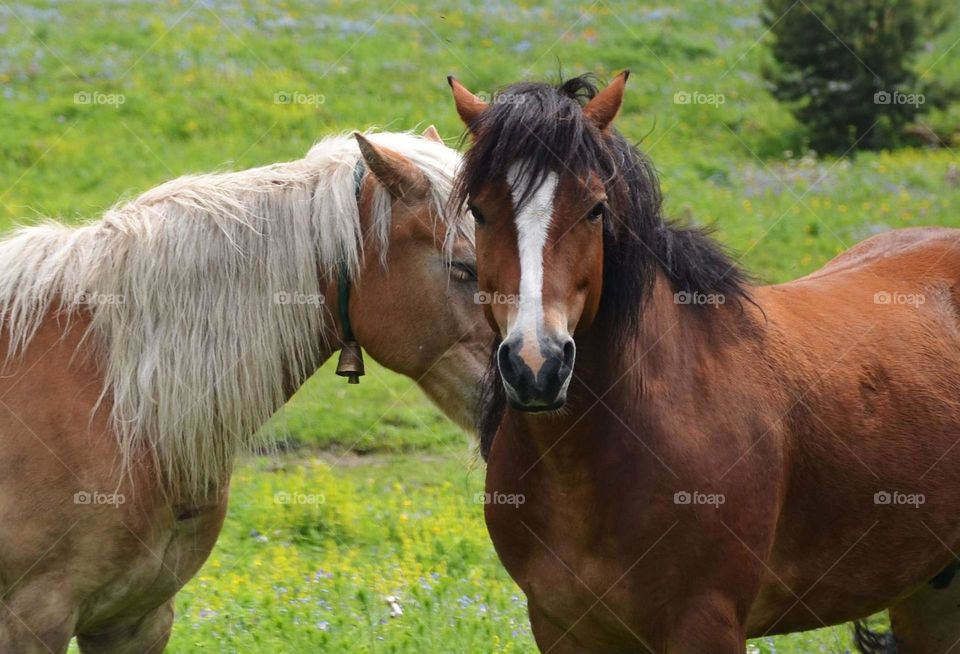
[280, 274, 342, 400]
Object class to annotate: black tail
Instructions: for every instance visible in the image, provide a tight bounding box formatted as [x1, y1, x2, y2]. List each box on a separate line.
[853, 621, 898, 653]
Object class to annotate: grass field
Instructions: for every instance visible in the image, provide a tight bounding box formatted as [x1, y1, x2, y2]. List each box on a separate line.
[3, 0, 959, 651]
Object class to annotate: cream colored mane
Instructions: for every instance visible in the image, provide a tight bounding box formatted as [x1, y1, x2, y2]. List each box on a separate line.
[0, 131, 466, 497]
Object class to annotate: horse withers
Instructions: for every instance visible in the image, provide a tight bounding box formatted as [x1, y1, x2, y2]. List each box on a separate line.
[0, 128, 488, 653]
[451, 73, 960, 653]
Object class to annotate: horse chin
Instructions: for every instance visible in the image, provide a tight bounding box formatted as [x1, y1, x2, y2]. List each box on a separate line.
[505, 391, 567, 414]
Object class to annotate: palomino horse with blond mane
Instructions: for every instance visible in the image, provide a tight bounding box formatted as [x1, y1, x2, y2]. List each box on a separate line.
[451, 72, 960, 653]
[0, 128, 487, 653]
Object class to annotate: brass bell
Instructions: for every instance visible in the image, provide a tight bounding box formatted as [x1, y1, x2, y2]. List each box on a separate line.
[336, 340, 365, 384]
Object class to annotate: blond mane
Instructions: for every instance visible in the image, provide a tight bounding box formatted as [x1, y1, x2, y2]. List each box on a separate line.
[0, 131, 466, 497]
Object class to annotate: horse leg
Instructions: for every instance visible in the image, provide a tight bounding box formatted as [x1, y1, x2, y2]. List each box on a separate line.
[0, 582, 76, 654]
[880, 563, 960, 653]
[663, 595, 745, 654]
[76, 600, 174, 654]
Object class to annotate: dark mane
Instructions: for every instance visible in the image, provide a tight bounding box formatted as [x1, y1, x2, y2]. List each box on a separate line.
[456, 74, 752, 459]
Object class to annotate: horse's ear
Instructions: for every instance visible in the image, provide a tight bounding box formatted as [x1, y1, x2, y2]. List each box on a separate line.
[447, 76, 488, 133]
[422, 125, 443, 143]
[353, 133, 430, 200]
[583, 70, 630, 131]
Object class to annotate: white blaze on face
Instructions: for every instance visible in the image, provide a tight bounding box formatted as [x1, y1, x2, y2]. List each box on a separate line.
[506, 162, 558, 369]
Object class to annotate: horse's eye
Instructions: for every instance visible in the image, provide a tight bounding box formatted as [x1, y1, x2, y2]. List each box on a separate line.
[450, 260, 478, 282]
[468, 205, 485, 225]
[587, 202, 605, 223]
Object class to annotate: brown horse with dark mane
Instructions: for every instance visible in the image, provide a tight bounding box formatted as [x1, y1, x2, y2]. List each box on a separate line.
[449, 71, 960, 653]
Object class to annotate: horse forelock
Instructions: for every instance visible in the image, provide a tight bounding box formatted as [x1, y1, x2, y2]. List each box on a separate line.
[0, 130, 467, 498]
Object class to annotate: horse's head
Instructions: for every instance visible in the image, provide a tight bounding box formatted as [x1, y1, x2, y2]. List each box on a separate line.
[346, 129, 489, 430]
[449, 73, 632, 412]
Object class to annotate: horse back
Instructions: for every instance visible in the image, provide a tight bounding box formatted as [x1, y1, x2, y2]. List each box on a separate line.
[802, 226, 960, 282]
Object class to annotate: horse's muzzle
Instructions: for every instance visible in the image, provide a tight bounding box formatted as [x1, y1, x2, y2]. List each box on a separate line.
[497, 334, 575, 411]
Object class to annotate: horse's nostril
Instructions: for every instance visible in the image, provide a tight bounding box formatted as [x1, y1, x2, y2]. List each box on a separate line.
[562, 339, 576, 370]
[497, 342, 516, 379]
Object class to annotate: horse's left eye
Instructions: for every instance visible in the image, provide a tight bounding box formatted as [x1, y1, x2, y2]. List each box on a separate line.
[587, 203, 605, 223]
[468, 205, 486, 225]
[450, 260, 478, 282]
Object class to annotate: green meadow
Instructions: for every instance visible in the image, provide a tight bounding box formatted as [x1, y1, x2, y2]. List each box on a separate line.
[2, 0, 958, 651]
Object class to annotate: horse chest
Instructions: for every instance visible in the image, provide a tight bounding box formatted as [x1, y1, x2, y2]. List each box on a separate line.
[525, 543, 615, 609]
[488, 497, 645, 640]
[78, 496, 228, 631]
[521, 527, 653, 647]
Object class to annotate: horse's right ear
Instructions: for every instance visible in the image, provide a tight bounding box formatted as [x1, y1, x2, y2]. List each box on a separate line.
[447, 76, 488, 133]
[353, 133, 430, 200]
[583, 70, 630, 131]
